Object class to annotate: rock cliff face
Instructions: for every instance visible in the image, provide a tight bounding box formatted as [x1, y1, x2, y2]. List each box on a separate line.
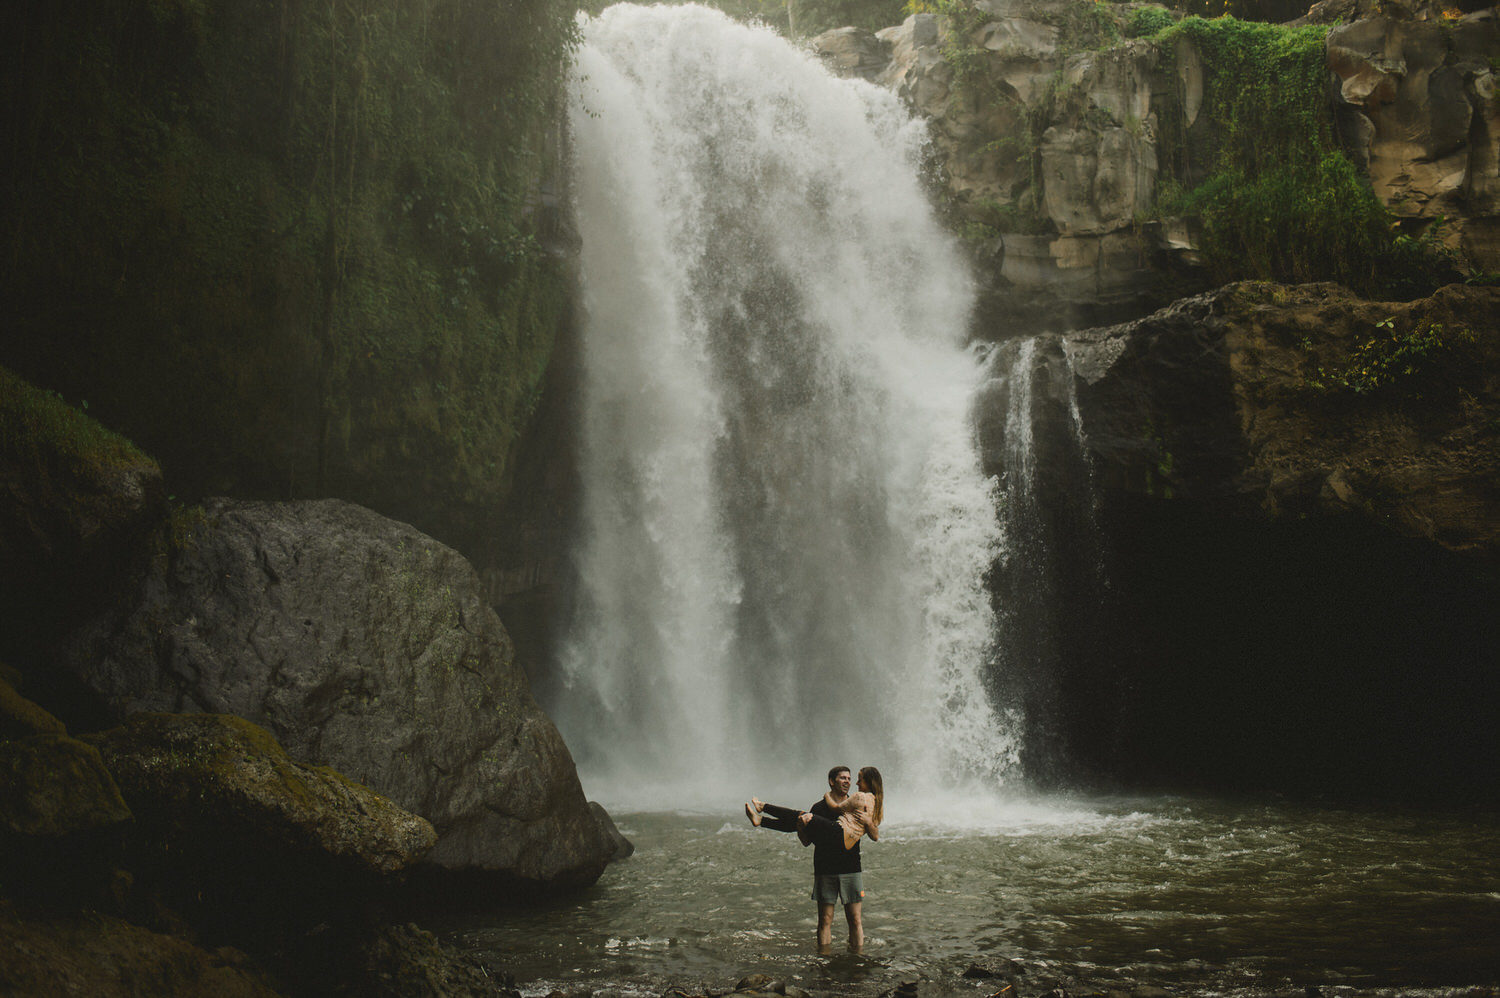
[811, 0, 1500, 331]
[0, 0, 575, 564]
[1328, 12, 1500, 266]
[971, 281, 1500, 798]
[1067, 282, 1500, 553]
[861, 5, 1176, 331]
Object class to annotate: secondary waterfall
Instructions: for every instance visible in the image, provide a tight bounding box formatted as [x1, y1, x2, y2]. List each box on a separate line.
[555, 3, 1017, 806]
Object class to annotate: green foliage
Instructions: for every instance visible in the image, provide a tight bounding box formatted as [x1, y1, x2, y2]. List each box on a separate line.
[912, 0, 996, 91]
[1158, 17, 1333, 178]
[1152, 16, 1454, 298]
[1307, 318, 1479, 398]
[1126, 6, 1176, 38]
[1183, 154, 1392, 289]
[1166, 0, 1310, 22]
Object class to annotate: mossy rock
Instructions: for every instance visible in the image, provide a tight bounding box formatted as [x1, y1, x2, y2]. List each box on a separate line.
[86, 712, 436, 876]
[0, 365, 167, 663]
[0, 734, 132, 838]
[0, 675, 68, 741]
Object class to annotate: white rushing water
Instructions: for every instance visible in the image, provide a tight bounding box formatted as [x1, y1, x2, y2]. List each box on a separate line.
[556, 3, 1017, 808]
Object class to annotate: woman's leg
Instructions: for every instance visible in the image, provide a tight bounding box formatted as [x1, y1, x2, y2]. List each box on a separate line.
[747, 801, 803, 833]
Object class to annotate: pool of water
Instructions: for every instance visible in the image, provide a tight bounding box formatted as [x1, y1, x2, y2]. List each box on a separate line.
[442, 795, 1500, 998]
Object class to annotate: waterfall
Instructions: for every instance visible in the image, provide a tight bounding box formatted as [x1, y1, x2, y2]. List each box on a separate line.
[979, 333, 1106, 782]
[555, 3, 1018, 806]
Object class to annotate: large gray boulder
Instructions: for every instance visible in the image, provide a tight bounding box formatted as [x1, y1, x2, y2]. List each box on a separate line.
[54, 497, 623, 886]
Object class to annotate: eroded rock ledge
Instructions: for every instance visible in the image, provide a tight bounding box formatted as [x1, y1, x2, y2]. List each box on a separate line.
[1064, 281, 1500, 557]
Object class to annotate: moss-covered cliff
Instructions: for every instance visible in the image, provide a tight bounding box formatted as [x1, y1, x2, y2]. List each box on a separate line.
[1, 0, 577, 557]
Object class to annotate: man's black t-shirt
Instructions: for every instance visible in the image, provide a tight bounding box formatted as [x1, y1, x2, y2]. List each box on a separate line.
[809, 797, 860, 876]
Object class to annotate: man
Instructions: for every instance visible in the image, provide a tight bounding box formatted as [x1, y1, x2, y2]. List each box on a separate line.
[797, 765, 865, 953]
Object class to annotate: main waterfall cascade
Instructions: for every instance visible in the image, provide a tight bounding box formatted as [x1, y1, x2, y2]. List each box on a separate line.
[555, 3, 1020, 806]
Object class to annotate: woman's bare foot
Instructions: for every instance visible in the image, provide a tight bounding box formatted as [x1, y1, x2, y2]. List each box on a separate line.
[751, 797, 765, 810]
[744, 802, 762, 827]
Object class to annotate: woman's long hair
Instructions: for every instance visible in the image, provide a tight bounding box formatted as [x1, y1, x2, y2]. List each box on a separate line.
[859, 766, 884, 825]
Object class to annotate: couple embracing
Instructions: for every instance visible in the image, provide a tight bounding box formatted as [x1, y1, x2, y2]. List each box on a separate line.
[745, 765, 885, 952]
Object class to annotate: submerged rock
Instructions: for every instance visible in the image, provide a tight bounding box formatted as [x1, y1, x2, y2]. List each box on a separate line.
[54, 498, 623, 887]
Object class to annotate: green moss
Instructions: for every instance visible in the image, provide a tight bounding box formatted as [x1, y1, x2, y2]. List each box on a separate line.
[0, 676, 69, 740]
[0, 365, 157, 481]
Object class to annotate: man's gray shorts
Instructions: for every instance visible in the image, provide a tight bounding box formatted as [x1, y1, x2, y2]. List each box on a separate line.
[812, 872, 865, 905]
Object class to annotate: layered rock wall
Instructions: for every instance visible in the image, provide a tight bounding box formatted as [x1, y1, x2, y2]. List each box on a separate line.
[970, 281, 1500, 798]
[812, 0, 1500, 332]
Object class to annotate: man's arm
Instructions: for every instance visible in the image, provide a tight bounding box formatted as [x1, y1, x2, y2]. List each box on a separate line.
[797, 809, 814, 845]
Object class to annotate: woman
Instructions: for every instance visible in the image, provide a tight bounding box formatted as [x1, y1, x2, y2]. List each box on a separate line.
[745, 766, 883, 850]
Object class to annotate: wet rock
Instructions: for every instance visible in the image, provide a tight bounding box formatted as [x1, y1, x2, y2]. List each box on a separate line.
[0, 672, 66, 740]
[351, 921, 520, 998]
[54, 498, 624, 887]
[0, 733, 131, 839]
[590, 801, 636, 860]
[811, 27, 891, 82]
[86, 712, 436, 877]
[0, 900, 282, 998]
[0, 678, 132, 905]
[1065, 281, 1500, 556]
[77, 711, 437, 963]
[963, 959, 1025, 978]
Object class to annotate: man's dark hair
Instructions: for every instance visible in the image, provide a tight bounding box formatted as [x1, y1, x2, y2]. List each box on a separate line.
[827, 765, 851, 782]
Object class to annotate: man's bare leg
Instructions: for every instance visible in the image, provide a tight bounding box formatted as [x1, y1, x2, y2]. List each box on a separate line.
[816, 902, 835, 953]
[844, 900, 864, 953]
